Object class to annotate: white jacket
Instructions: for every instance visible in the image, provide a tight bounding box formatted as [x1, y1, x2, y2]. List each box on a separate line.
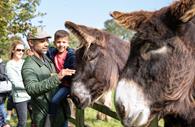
[6, 59, 30, 103]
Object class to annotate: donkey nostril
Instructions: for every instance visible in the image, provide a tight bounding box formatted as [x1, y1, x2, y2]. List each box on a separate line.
[81, 97, 90, 109]
[71, 95, 80, 107]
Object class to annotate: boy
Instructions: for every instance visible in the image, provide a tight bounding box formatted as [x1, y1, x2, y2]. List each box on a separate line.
[46, 30, 76, 127]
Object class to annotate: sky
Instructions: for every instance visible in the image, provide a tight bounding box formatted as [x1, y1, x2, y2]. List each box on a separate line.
[32, 0, 173, 38]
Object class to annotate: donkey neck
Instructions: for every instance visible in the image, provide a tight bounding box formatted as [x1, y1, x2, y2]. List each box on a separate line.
[108, 38, 130, 72]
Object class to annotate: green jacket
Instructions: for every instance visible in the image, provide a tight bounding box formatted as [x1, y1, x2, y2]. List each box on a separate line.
[22, 55, 65, 127]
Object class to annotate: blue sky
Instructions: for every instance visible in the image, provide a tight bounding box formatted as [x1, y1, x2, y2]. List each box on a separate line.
[32, 0, 173, 37]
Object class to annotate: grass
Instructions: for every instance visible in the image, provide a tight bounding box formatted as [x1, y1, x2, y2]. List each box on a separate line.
[84, 107, 122, 127]
[6, 111, 31, 127]
[7, 92, 164, 127]
[7, 108, 121, 127]
[7, 108, 164, 127]
[6, 112, 30, 127]
[7, 91, 122, 127]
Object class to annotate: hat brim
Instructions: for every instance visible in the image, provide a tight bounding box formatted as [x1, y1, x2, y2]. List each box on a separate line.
[28, 36, 51, 40]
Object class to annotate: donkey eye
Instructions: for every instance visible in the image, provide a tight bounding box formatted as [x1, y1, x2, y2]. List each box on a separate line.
[140, 43, 152, 54]
[86, 45, 100, 61]
[140, 42, 159, 54]
[87, 52, 99, 62]
[139, 42, 161, 60]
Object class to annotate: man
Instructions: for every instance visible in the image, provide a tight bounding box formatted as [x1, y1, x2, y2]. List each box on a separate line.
[22, 29, 68, 127]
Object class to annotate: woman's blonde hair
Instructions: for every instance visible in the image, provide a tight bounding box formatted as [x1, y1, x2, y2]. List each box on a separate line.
[10, 41, 24, 59]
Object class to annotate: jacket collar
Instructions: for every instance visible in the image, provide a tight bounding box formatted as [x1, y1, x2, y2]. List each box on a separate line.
[31, 55, 53, 67]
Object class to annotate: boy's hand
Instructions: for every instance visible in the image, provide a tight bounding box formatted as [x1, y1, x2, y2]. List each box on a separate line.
[57, 69, 76, 80]
[62, 68, 76, 76]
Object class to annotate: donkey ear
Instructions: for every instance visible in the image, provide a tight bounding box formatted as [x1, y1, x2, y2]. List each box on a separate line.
[169, 0, 195, 23]
[110, 11, 153, 30]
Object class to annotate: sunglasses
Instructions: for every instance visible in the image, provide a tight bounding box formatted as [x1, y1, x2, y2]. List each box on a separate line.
[15, 49, 25, 52]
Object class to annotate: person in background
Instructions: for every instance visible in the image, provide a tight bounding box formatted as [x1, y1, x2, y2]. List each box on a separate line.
[6, 95, 15, 121]
[0, 50, 10, 127]
[46, 30, 76, 127]
[22, 29, 68, 127]
[6, 41, 31, 127]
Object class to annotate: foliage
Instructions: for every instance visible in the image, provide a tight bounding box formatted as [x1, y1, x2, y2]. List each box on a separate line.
[0, 0, 45, 59]
[104, 19, 135, 41]
[69, 33, 79, 49]
[68, 19, 135, 49]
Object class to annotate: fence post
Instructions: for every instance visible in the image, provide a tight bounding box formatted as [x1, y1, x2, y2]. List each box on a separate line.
[75, 108, 85, 127]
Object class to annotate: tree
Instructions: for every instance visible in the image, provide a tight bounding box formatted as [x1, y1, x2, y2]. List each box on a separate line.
[104, 19, 135, 41]
[0, 0, 44, 59]
[69, 33, 79, 48]
[68, 19, 135, 49]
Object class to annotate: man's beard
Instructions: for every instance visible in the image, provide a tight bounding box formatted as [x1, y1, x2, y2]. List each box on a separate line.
[43, 51, 47, 54]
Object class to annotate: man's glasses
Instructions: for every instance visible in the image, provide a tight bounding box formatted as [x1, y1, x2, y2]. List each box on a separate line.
[16, 49, 25, 52]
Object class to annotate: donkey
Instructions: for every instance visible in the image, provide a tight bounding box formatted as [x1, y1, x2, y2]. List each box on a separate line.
[65, 21, 130, 120]
[111, 0, 195, 126]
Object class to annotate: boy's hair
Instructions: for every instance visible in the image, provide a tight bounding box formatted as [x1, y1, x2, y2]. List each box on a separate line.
[54, 30, 69, 41]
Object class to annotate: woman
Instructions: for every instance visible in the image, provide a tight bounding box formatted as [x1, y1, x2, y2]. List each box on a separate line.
[6, 41, 31, 127]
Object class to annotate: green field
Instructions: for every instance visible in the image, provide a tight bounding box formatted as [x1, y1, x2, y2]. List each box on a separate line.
[7, 107, 164, 127]
[7, 108, 122, 127]
[6, 92, 164, 127]
[84, 107, 122, 127]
